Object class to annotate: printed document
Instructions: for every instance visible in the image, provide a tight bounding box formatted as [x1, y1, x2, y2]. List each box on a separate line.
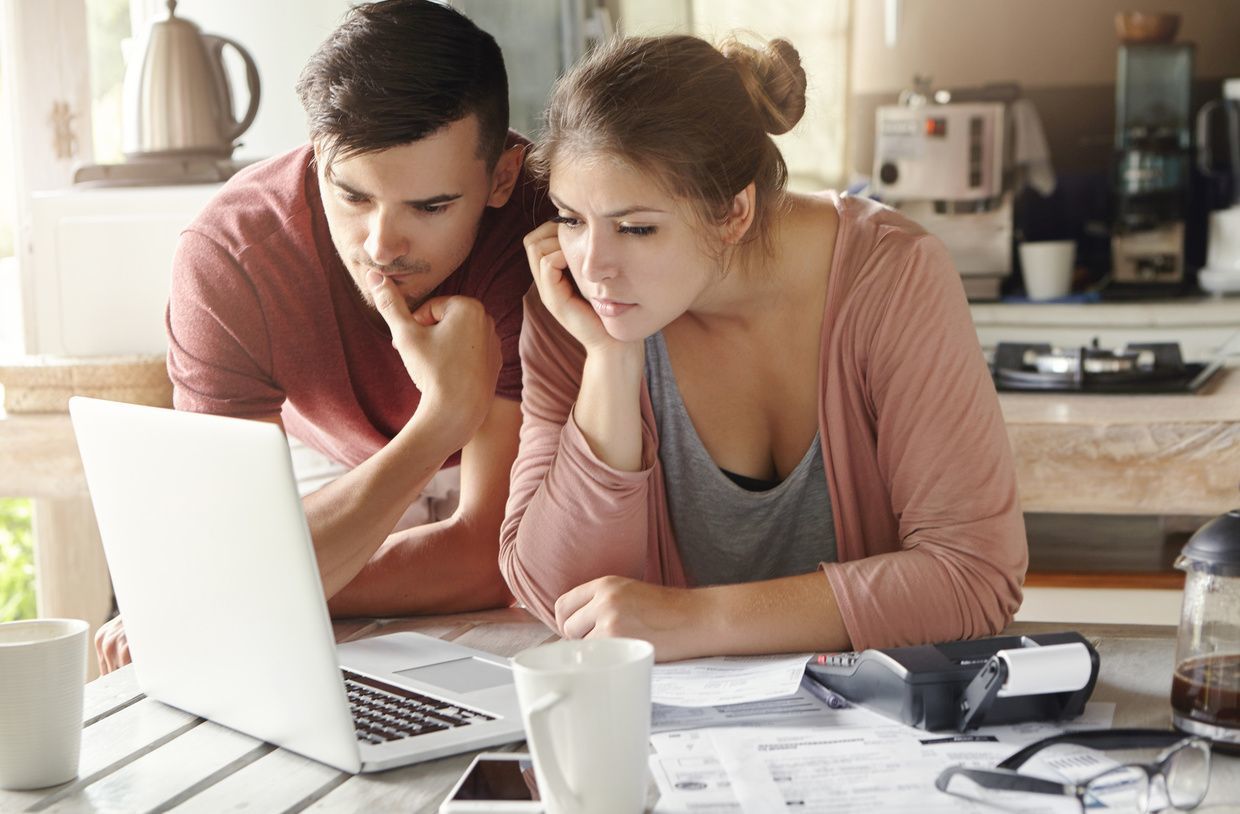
[651, 654, 810, 708]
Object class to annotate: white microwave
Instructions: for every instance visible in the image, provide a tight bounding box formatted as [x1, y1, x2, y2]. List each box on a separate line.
[23, 184, 220, 356]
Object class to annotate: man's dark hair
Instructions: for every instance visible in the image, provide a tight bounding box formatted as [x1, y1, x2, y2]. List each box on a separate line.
[296, 0, 509, 171]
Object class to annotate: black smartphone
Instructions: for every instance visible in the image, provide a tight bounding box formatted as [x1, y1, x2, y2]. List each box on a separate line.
[438, 752, 543, 813]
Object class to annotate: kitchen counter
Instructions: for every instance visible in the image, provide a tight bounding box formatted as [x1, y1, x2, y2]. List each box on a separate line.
[970, 297, 1240, 362]
[998, 363, 1240, 516]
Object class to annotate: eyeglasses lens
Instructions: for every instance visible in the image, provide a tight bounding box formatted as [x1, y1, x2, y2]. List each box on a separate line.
[1083, 765, 1149, 811]
[1165, 741, 1210, 810]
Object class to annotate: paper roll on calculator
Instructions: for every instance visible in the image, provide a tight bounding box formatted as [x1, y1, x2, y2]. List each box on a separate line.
[996, 642, 1092, 697]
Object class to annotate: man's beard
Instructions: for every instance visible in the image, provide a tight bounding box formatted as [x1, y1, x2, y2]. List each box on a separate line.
[352, 256, 434, 310]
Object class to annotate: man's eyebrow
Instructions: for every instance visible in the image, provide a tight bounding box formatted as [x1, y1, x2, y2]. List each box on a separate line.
[549, 194, 666, 219]
[328, 176, 462, 207]
[405, 193, 463, 207]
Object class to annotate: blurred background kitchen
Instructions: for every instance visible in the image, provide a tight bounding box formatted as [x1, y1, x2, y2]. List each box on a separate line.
[1, 0, 1238, 675]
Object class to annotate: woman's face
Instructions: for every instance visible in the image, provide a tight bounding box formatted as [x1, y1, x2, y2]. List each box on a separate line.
[548, 155, 723, 343]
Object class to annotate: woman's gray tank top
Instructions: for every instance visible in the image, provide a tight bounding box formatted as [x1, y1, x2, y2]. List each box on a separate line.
[644, 331, 836, 587]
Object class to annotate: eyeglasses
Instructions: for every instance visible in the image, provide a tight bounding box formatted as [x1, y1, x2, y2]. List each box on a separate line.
[936, 728, 1212, 813]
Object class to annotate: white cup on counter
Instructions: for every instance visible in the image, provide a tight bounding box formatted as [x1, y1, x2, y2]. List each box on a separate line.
[511, 637, 654, 814]
[1019, 240, 1076, 301]
[0, 618, 88, 790]
[1206, 205, 1240, 271]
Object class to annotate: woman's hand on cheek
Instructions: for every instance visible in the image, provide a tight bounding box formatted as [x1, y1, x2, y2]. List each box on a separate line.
[524, 221, 618, 354]
[553, 575, 710, 662]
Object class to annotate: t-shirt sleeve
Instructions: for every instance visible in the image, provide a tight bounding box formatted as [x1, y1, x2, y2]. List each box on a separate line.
[165, 230, 284, 418]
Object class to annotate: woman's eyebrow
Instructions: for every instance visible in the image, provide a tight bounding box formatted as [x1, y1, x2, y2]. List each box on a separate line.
[549, 194, 666, 218]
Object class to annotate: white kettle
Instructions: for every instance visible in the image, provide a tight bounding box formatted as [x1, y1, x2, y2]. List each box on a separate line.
[122, 0, 261, 159]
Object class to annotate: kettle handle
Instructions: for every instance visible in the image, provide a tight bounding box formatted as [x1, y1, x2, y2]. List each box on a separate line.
[202, 34, 261, 145]
[1197, 99, 1240, 174]
[1197, 99, 1221, 178]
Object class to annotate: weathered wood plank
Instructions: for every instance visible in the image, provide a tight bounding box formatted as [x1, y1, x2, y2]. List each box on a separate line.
[367, 606, 549, 645]
[37, 719, 262, 813]
[165, 748, 344, 814]
[0, 695, 196, 812]
[450, 622, 558, 659]
[330, 619, 383, 644]
[301, 751, 477, 814]
[81, 664, 143, 725]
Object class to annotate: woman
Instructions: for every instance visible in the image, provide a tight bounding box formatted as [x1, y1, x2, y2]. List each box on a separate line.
[500, 34, 1026, 660]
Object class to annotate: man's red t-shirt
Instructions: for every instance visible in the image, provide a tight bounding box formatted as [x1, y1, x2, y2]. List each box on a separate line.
[166, 139, 549, 470]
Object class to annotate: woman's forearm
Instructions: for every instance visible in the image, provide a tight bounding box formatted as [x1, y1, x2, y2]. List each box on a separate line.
[572, 343, 646, 471]
[696, 571, 852, 656]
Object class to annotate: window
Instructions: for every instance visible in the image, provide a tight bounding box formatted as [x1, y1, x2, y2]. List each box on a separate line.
[86, 0, 134, 164]
[619, 0, 852, 191]
[0, 59, 19, 357]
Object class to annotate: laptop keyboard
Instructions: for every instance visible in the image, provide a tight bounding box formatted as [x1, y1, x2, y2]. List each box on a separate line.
[342, 669, 496, 745]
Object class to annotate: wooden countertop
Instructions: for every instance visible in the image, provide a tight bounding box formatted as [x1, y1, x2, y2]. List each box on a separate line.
[3, 365, 1238, 514]
[999, 365, 1240, 516]
[998, 363, 1240, 425]
[0, 411, 83, 498]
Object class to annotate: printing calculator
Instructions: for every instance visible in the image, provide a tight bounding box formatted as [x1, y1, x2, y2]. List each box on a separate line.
[806, 631, 1100, 731]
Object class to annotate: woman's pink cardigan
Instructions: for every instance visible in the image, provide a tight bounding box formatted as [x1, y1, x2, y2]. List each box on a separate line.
[500, 193, 1027, 650]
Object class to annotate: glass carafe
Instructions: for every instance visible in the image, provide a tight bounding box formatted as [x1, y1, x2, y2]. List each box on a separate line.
[1171, 509, 1240, 754]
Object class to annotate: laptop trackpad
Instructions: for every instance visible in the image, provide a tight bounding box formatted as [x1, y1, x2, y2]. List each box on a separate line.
[395, 657, 512, 694]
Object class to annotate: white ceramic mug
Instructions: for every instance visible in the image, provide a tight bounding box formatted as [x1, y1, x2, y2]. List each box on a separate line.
[511, 638, 654, 814]
[1019, 240, 1076, 301]
[0, 618, 88, 790]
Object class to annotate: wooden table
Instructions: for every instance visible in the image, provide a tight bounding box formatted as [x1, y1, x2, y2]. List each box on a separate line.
[0, 610, 1235, 813]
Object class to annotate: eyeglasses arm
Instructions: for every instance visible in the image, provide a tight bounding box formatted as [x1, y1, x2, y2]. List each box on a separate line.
[997, 728, 1187, 770]
[936, 766, 1073, 796]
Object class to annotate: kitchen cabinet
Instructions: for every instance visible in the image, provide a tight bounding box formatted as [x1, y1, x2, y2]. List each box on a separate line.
[24, 184, 222, 357]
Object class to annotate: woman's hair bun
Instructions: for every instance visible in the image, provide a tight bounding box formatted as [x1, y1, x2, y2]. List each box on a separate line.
[720, 36, 807, 136]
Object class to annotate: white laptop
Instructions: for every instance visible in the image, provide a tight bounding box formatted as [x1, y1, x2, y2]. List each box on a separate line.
[69, 397, 526, 773]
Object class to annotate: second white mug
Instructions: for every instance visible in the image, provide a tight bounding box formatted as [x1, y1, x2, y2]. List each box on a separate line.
[1019, 240, 1076, 301]
[0, 618, 88, 790]
[1207, 205, 1240, 271]
[511, 637, 654, 814]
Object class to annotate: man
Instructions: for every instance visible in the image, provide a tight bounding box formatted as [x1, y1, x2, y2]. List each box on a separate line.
[96, 0, 549, 671]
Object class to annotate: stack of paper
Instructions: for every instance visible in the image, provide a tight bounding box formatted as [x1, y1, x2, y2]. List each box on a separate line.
[647, 654, 1114, 813]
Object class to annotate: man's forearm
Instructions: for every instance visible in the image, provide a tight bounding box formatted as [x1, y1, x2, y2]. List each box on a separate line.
[326, 513, 512, 616]
[303, 406, 461, 600]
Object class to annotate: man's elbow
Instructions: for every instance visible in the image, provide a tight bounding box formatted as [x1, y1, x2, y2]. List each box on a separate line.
[448, 510, 515, 610]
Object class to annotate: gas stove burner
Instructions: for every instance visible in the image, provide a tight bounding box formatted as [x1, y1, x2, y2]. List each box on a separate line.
[992, 341, 1222, 394]
[1025, 344, 1156, 376]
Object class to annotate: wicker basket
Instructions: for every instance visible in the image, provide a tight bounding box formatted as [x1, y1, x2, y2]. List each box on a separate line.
[0, 355, 172, 414]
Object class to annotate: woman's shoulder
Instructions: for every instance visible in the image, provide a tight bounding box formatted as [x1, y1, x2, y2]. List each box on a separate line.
[812, 191, 955, 300]
[820, 191, 940, 257]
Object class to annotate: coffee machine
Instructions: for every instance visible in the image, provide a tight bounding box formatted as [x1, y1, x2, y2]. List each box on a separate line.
[1111, 43, 1194, 288]
[872, 94, 1013, 300]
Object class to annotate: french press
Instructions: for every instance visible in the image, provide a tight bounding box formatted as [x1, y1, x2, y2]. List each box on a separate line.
[1172, 509, 1240, 754]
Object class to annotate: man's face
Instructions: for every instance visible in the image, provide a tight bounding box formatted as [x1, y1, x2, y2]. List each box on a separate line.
[317, 115, 502, 312]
